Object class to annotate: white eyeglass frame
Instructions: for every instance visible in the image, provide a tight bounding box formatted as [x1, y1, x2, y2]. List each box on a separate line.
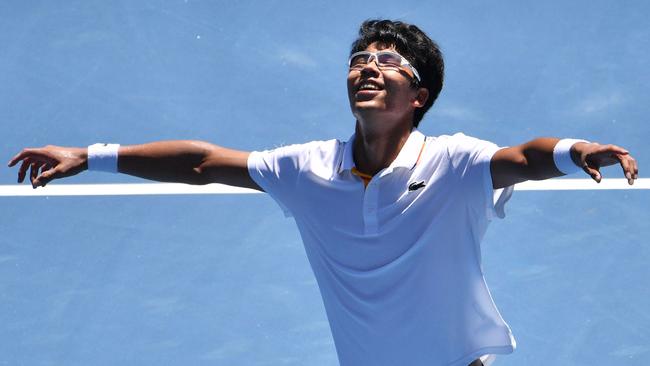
[348, 50, 421, 84]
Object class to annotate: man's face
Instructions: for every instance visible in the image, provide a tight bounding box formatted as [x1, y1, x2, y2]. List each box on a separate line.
[347, 42, 420, 124]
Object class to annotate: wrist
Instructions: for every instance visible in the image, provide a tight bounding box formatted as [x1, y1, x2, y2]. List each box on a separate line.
[87, 143, 120, 173]
[77, 147, 89, 171]
[553, 139, 589, 175]
[569, 142, 589, 166]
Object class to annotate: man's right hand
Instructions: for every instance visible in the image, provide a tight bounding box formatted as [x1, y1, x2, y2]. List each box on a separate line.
[7, 146, 87, 188]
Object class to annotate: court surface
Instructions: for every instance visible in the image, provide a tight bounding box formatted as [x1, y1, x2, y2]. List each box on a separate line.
[1, 1, 648, 365]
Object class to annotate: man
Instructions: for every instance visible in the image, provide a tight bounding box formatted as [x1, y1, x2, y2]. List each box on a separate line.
[8, 20, 638, 366]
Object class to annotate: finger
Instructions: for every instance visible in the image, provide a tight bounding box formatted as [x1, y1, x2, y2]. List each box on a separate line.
[619, 156, 634, 185]
[7, 149, 31, 168]
[30, 161, 48, 188]
[33, 164, 50, 187]
[583, 165, 601, 183]
[8, 148, 41, 168]
[8, 147, 53, 168]
[17, 159, 32, 183]
[30, 162, 41, 188]
[625, 155, 639, 180]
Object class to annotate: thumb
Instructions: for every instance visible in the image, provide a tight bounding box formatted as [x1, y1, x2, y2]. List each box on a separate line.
[34, 168, 59, 187]
[583, 165, 601, 183]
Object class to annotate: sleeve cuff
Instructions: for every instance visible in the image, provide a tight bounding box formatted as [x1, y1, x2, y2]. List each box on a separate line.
[247, 151, 293, 218]
[483, 147, 513, 219]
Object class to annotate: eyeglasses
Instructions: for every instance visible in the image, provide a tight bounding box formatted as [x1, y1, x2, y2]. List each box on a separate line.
[348, 50, 421, 84]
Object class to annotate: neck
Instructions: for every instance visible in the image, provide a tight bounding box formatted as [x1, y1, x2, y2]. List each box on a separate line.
[353, 116, 413, 176]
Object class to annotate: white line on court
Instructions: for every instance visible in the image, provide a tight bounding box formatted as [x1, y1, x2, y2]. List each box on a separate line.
[0, 183, 259, 196]
[514, 178, 648, 191]
[0, 179, 647, 197]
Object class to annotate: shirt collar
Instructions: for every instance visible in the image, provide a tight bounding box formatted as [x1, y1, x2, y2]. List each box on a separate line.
[338, 128, 426, 174]
[339, 132, 357, 173]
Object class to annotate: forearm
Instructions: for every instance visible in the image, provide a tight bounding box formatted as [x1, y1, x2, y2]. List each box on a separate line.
[521, 138, 596, 180]
[519, 137, 566, 180]
[117, 140, 216, 184]
[491, 137, 581, 188]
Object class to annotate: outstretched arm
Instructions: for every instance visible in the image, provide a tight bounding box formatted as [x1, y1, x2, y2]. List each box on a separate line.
[7, 141, 262, 190]
[490, 138, 639, 189]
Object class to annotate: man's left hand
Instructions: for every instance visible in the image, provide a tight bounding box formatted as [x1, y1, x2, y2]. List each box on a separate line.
[571, 142, 638, 185]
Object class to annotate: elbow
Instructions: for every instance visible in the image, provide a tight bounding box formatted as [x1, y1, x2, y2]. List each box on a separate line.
[187, 166, 211, 185]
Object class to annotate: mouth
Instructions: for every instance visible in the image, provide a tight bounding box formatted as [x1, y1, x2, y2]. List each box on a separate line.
[356, 80, 383, 93]
[354, 80, 384, 101]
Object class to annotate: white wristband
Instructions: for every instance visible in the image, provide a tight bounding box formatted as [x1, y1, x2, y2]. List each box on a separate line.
[553, 139, 588, 175]
[88, 143, 120, 173]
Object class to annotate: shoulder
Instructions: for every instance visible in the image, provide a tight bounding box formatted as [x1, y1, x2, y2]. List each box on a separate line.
[435, 132, 493, 147]
[433, 133, 499, 155]
[250, 138, 343, 169]
[423, 132, 500, 171]
[255, 139, 344, 154]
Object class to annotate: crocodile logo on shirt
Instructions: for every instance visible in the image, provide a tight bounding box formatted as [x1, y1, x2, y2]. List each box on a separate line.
[408, 180, 426, 192]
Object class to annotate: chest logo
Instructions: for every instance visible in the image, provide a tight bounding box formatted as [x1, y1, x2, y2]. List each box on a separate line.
[408, 180, 426, 192]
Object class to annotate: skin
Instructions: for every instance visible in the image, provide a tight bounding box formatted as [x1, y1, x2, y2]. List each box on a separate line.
[7, 44, 639, 189]
[347, 43, 429, 176]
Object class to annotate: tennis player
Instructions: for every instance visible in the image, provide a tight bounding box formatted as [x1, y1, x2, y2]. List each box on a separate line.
[8, 19, 638, 366]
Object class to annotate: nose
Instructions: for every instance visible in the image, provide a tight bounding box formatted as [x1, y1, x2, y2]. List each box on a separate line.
[360, 57, 381, 78]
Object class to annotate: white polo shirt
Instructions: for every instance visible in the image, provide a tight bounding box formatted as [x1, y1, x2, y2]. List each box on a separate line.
[248, 129, 516, 366]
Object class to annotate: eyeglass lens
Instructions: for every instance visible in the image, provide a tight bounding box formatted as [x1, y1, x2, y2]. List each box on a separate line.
[350, 52, 403, 68]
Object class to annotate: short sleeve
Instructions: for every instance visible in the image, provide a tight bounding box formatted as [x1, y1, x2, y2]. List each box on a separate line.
[446, 133, 514, 220]
[247, 144, 309, 217]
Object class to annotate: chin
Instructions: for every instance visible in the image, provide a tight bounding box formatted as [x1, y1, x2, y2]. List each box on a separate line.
[354, 99, 385, 111]
[352, 107, 391, 123]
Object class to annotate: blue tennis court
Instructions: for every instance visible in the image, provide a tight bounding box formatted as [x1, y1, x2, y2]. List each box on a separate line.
[1, 1, 648, 365]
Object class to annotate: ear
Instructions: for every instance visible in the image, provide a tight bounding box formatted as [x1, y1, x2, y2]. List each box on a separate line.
[411, 87, 429, 108]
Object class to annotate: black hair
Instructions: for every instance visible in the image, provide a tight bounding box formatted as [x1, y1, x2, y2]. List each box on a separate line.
[350, 19, 444, 127]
